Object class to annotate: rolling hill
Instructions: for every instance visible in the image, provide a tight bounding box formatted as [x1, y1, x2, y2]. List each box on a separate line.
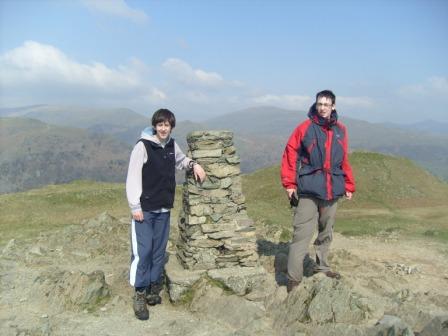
[0, 117, 131, 193]
[243, 151, 448, 241]
[205, 106, 448, 179]
[1, 152, 447, 244]
[0, 105, 149, 144]
[2, 154, 448, 336]
[1, 105, 447, 195]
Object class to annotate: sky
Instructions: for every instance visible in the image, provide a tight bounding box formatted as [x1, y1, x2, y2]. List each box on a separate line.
[0, 0, 447, 123]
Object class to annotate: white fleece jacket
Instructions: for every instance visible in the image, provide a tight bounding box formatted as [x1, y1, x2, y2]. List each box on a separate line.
[125, 127, 192, 214]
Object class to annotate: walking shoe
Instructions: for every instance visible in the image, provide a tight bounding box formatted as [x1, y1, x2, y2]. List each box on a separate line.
[286, 280, 300, 293]
[133, 290, 149, 320]
[323, 271, 341, 279]
[146, 283, 162, 306]
[314, 269, 341, 279]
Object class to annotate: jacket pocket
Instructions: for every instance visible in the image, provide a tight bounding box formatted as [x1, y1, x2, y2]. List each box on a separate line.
[298, 168, 325, 197]
[331, 170, 346, 197]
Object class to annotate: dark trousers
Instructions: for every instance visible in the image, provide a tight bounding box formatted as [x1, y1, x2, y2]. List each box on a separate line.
[129, 211, 170, 288]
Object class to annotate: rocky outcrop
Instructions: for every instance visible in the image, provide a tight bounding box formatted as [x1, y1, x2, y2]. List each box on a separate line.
[34, 268, 110, 312]
[271, 273, 385, 330]
[367, 315, 414, 336]
[419, 315, 448, 336]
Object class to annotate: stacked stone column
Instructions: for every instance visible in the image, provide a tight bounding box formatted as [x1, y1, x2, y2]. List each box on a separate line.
[176, 131, 259, 270]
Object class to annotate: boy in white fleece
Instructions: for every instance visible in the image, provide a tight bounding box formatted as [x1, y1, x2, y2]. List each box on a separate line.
[126, 108, 205, 320]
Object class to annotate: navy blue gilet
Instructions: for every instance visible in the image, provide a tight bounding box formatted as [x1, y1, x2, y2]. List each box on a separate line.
[139, 138, 176, 211]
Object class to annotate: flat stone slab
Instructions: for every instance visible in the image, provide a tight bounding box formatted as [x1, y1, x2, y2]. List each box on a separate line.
[165, 254, 206, 302]
[192, 149, 223, 159]
[166, 255, 269, 301]
[207, 266, 267, 295]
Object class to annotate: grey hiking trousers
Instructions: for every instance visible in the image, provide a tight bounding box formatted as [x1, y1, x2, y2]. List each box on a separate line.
[287, 196, 338, 282]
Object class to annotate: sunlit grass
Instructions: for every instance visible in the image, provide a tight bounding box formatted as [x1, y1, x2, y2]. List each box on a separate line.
[0, 180, 129, 243]
[1, 152, 448, 246]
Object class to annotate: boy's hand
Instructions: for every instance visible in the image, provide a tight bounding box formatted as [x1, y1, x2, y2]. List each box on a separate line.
[132, 211, 144, 222]
[193, 164, 206, 183]
[345, 191, 353, 200]
[286, 188, 297, 199]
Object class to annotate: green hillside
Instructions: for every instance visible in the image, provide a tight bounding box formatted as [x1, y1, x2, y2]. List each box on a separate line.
[205, 106, 448, 180]
[0, 181, 128, 243]
[1, 151, 447, 245]
[242, 151, 448, 241]
[25, 105, 149, 144]
[0, 117, 131, 193]
[3, 105, 447, 180]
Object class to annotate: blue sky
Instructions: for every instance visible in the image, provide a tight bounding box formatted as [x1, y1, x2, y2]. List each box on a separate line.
[1, 0, 447, 122]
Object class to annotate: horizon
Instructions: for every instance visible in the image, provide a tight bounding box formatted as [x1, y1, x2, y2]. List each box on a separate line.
[0, 104, 448, 128]
[1, 0, 447, 123]
[2, 103, 448, 127]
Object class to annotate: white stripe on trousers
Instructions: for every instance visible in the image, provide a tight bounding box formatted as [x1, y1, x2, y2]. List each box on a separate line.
[129, 219, 139, 286]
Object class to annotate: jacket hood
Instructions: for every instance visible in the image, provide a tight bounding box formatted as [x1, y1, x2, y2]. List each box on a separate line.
[307, 103, 338, 127]
[140, 127, 172, 146]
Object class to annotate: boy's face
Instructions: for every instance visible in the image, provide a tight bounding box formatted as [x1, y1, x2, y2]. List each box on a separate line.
[155, 121, 172, 141]
[316, 96, 335, 120]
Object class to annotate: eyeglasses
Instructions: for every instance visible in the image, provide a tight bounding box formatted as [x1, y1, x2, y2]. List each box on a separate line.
[316, 102, 333, 108]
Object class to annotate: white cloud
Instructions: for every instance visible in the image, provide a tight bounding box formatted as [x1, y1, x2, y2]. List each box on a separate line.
[0, 41, 165, 106]
[162, 58, 226, 88]
[337, 96, 375, 108]
[81, 0, 148, 24]
[0, 41, 385, 121]
[150, 88, 167, 101]
[398, 76, 448, 96]
[249, 94, 312, 110]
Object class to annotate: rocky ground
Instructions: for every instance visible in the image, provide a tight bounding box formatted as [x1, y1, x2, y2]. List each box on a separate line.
[1, 212, 447, 336]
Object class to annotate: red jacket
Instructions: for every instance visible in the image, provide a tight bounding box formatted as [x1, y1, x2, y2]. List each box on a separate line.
[281, 106, 355, 200]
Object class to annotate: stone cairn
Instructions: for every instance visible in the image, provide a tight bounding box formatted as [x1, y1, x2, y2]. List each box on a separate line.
[176, 130, 259, 270]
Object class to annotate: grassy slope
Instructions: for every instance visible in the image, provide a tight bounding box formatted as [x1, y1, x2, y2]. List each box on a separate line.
[0, 181, 129, 243]
[242, 151, 448, 241]
[1, 152, 447, 245]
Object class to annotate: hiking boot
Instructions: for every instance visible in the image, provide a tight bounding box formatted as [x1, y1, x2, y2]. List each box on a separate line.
[133, 290, 149, 320]
[314, 269, 341, 280]
[287, 280, 300, 293]
[146, 283, 162, 306]
[323, 270, 341, 279]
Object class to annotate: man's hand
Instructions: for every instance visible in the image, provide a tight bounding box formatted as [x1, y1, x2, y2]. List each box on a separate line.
[286, 188, 297, 199]
[132, 210, 144, 222]
[345, 191, 353, 200]
[193, 164, 206, 183]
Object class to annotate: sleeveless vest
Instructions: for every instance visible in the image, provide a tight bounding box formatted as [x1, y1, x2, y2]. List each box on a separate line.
[139, 138, 176, 211]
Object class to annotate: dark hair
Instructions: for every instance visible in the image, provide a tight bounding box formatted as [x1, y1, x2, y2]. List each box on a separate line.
[316, 90, 336, 104]
[151, 108, 176, 129]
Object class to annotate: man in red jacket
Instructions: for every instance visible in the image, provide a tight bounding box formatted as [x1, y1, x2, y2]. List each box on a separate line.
[281, 90, 355, 292]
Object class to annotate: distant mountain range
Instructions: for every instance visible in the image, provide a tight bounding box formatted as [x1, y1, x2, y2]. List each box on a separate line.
[0, 117, 130, 193]
[381, 120, 448, 136]
[1, 105, 447, 193]
[0, 104, 148, 144]
[204, 106, 448, 180]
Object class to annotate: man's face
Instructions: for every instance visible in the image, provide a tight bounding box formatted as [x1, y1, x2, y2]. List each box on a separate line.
[155, 121, 172, 141]
[316, 96, 335, 120]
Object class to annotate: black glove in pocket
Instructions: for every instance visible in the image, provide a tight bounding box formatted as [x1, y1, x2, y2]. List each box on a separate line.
[290, 193, 299, 207]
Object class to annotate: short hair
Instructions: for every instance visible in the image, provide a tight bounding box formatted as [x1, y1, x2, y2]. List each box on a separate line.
[316, 90, 336, 105]
[151, 108, 176, 129]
